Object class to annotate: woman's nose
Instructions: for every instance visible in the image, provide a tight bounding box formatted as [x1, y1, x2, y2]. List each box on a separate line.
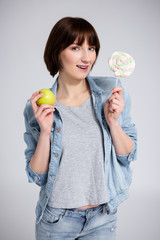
[81, 49, 90, 62]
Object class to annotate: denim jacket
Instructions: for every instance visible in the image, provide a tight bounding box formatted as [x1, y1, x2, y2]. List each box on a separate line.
[23, 75, 137, 224]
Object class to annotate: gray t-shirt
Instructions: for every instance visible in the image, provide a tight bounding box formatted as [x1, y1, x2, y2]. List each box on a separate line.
[48, 96, 108, 208]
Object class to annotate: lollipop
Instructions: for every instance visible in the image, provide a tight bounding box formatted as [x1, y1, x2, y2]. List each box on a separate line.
[108, 51, 135, 77]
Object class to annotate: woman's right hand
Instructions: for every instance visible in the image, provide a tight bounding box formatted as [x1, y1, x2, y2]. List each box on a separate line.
[30, 91, 56, 135]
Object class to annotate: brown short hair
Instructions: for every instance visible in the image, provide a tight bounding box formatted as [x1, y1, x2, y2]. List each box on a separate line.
[44, 17, 100, 78]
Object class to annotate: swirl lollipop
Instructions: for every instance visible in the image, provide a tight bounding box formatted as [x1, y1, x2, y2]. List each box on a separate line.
[108, 51, 135, 77]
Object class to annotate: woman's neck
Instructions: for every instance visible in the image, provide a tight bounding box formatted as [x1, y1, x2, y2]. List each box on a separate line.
[57, 74, 90, 99]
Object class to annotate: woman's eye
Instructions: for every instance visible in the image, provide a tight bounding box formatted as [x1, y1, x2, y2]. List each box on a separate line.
[89, 47, 96, 51]
[72, 47, 79, 51]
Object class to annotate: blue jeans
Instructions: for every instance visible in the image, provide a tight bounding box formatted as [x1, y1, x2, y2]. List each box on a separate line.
[36, 203, 117, 240]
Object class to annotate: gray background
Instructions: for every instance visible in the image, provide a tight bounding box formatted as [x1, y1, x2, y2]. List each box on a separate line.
[0, 0, 160, 239]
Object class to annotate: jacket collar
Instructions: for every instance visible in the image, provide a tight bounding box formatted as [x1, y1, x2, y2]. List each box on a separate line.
[51, 74, 117, 102]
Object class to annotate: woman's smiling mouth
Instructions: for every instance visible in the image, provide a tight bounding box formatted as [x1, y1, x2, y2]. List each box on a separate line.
[76, 65, 89, 71]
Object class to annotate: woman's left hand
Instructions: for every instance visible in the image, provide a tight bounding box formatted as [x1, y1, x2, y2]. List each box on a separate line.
[104, 87, 125, 126]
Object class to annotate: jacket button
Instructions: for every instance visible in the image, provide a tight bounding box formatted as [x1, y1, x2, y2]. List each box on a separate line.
[55, 153, 59, 157]
[51, 175, 55, 180]
[57, 128, 61, 132]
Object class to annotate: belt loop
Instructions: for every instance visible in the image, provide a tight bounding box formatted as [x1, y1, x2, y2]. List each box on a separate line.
[64, 209, 69, 217]
[102, 203, 110, 214]
[102, 204, 107, 213]
[106, 203, 110, 214]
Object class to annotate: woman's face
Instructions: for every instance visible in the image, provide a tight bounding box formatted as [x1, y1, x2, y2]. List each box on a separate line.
[59, 38, 97, 80]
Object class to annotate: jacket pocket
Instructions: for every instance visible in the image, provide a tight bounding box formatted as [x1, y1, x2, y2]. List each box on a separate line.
[29, 119, 40, 141]
[30, 127, 40, 141]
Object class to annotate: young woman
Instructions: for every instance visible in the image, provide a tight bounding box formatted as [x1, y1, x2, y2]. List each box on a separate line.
[23, 17, 137, 240]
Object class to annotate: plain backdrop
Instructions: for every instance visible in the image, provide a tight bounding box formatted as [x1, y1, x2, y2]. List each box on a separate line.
[0, 0, 160, 239]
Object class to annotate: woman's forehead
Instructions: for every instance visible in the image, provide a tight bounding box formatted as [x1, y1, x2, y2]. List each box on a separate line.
[73, 35, 94, 45]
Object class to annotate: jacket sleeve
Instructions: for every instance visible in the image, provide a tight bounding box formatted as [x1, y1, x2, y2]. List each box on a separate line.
[23, 101, 48, 186]
[116, 79, 138, 166]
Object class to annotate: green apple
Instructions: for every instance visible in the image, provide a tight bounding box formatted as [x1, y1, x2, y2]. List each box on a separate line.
[36, 89, 56, 106]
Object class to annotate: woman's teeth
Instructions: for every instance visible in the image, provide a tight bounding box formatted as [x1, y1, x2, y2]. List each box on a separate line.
[77, 65, 88, 69]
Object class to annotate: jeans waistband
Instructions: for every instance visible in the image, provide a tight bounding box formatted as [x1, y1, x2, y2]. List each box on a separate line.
[69, 203, 109, 213]
[64, 202, 110, 218]
[46, 202, 110, 218]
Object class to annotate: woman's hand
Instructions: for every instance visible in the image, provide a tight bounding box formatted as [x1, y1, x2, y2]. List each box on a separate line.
[30, 91, 56, 135]
[104, 87, 125, 127]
